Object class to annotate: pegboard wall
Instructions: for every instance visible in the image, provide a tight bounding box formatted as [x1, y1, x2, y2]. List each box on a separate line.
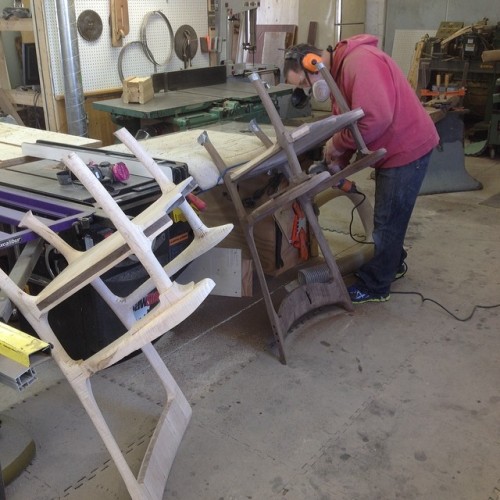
[43, 0, 209, 95]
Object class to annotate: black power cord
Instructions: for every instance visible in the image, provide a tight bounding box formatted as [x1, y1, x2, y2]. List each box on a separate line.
[353, 190, 500, 321]
[321, 188, 500, 322]
[347, 190, 373, 245]
[391, 291, 500, 322]
[320, 188, 374, 244]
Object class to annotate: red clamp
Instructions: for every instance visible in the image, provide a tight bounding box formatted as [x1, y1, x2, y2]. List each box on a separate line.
[186, 192, 207, 212]
[291, 201, 309, 260]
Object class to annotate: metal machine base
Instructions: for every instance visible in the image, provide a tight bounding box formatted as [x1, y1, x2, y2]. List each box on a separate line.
[420, 112, 482, 195]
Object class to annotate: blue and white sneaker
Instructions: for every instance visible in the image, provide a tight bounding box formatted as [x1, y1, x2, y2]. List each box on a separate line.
[394, 261, 408, 280]
[355, 262, 408, 284]
[348, 285, 390, 304]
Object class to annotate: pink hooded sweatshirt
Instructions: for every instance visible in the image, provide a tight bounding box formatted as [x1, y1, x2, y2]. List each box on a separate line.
[330, 34, 439, 168]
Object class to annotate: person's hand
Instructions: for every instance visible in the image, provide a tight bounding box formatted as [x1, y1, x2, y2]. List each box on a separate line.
[323, 137, 344, 165]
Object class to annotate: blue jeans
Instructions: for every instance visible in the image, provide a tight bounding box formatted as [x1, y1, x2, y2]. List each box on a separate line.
[356, 151, 432, 294]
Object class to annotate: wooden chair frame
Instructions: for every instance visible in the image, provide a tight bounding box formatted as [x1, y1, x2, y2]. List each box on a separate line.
[0, 130, 234, 499]
[199, 69, 386, 364]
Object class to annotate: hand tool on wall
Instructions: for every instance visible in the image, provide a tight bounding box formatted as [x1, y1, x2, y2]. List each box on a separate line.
[110, 0, 129, 47]
[174, 25, 198, 69]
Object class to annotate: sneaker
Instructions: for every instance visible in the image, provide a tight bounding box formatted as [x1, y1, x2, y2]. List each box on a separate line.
[348, 285, 390, 304]
[394, 261, 408, 280]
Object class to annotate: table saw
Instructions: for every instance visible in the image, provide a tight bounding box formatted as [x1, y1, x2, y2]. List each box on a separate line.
[0, 146, 193, 358]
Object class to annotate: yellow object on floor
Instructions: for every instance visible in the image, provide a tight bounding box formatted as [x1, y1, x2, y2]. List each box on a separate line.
[0, 323, 50, 368]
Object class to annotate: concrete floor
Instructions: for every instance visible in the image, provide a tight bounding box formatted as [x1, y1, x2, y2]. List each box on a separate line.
[2, 154, 500, 500]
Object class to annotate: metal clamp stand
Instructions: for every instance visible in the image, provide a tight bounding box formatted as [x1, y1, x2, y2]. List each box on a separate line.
[199, 70, 386, 364]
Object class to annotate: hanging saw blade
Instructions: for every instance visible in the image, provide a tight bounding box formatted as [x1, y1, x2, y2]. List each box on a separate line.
[77, 9, 103, 42]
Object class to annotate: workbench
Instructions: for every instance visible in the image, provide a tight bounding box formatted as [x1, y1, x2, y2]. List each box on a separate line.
[92, 80, 294, 135]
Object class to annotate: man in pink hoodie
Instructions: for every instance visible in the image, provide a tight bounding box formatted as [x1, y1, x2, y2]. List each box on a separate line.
[284, 34, 439, 303]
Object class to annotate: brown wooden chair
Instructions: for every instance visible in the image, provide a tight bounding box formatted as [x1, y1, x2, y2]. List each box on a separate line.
[199, 70, 385, 364]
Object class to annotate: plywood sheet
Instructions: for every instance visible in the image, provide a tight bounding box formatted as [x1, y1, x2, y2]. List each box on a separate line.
[392, 29, 435, 77]
[0, 122, 102, 165]
[176, 247, 244, 297]
[262, 31, 287, 73]
[105, 128, 274, 190]
[0, 122, 102, 148]
[254, 25, 297, 64]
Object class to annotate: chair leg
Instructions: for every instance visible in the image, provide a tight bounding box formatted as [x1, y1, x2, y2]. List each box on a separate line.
[0, 268, 197, 500]
[69, 375, 146, 499]
[138, 343, 192, 497]
[114, 127, 234, 276]
[243, 223, 287, 364]
[164, 199, 233, 277]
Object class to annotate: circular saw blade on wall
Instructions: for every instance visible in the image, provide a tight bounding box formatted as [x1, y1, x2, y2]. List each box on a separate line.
[174, 24, 198, 68]
[77, 10, 103, 42]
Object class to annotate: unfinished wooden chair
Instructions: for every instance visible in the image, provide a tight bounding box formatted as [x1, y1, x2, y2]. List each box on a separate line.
[0, 147, 232, 498]
[114, 126, 233, 276]
[199, 68, 386, 364]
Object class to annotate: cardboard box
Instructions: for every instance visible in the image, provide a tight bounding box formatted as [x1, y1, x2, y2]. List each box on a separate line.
[198, 173, 312, 293]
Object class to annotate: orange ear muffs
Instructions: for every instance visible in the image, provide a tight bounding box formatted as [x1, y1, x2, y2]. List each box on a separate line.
[302, 53, 320, 73]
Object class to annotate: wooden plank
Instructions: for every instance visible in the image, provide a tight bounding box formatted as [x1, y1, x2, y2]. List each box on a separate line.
[4, 88, 42, 107]
[0, 122, 102, 147]
[262, 31, 287, 69]
[85, 87, 123, 97]
[0, 143, 28, 164]
[0, 89, 24, 125]
[20, 0, 34, 43]
[0, 28, 11, 90]
[257, 1, 299, 24]
[307, 21, 318, 45]
[0, 122, 102, 166]
[254, 24, 297, 64]
[31, 1, 59, 131]
[482, 50, 500, 63]
[408, 37, 425, 91]
[110, 0, 129, 47]
[0, 18, 32, 32]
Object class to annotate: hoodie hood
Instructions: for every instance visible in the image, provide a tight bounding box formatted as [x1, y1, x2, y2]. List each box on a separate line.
[331, 34, 379, 78]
